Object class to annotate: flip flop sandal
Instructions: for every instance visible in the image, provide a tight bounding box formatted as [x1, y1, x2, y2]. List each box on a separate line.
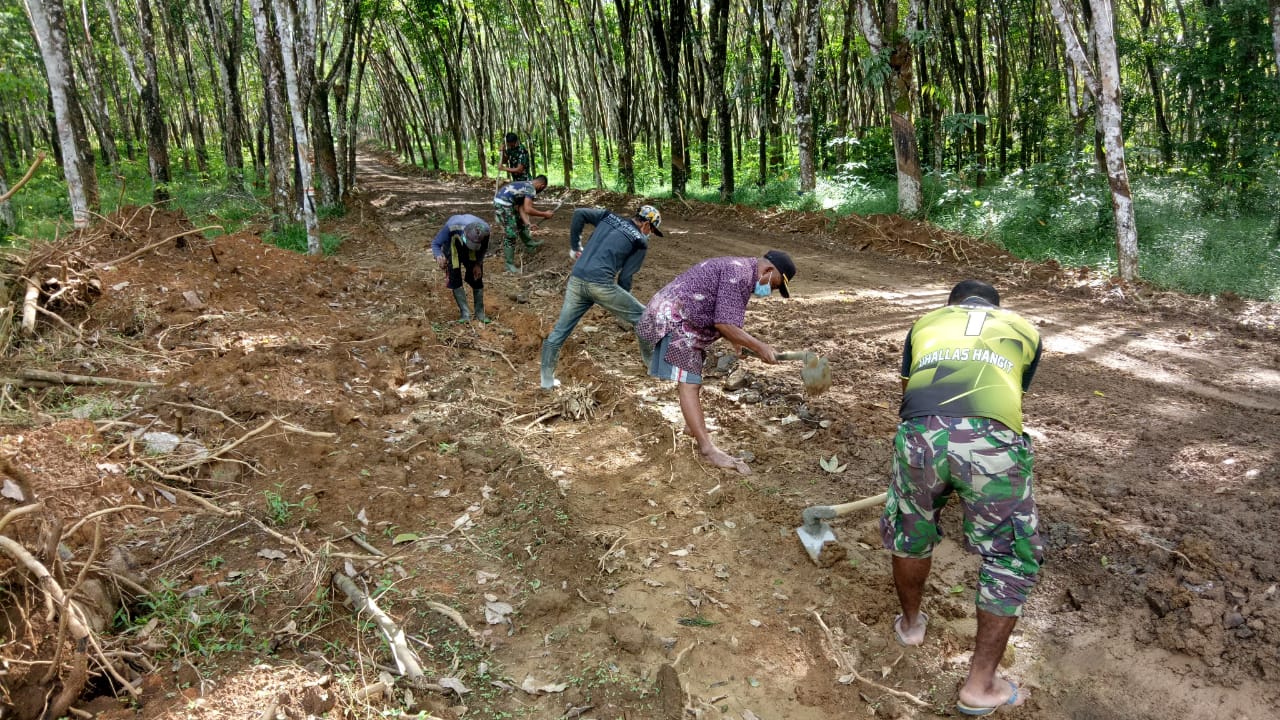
[955, 680, 1020, 716]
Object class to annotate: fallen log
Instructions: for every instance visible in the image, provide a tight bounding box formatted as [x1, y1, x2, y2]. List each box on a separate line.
[17, 368, 160, 388]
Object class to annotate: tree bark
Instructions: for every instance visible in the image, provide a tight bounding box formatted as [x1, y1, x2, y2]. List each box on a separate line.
[649, 0, 690, 196]
[22, 0, 95, 227]
[270, 0, 322, 253]
[710, 0, 733, 200]
[852, 0, 923, 215]
[134, 0, 171, 200]
[1051, 0, 1138, 281]
[250, 0, 294, 225]
[198, 0, 248, 189]
[763, 0, 820, 192]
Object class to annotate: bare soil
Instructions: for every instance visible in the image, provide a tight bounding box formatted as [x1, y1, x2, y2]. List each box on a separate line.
[2, 152, 1278, 720]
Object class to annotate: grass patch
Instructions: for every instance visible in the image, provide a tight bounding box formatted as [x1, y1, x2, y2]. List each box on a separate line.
[266, 222, 343, 255]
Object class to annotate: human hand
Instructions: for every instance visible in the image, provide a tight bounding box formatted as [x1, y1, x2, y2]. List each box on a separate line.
[434, 255, 447, 269]
[755, 344, 778, 364]
[569, 249, 582, 262]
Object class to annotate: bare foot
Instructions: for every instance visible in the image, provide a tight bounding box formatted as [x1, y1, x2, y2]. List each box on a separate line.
[957, 677, 1027, 715]
[702, 446, 751, 475]
[894, 612, 928, 646]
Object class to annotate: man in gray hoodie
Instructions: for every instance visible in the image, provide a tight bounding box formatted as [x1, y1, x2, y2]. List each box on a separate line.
[539, 205, 663, 389]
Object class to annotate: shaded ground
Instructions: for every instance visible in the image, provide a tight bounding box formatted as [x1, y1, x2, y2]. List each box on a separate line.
[2, 152, 1278, 719]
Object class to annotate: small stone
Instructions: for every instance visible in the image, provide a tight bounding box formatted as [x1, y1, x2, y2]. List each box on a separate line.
[1223, 611, 1246, 629]
[1145, 590, 1171, 618]
[739, 391, 762, 404]
[1234, 626, 1255, 639]
[724, 369, 749, 391]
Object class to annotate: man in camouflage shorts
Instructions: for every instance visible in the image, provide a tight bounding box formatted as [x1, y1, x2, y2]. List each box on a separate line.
[880, 280, 1043, 716]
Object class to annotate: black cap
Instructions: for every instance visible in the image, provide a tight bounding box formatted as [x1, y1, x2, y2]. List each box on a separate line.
[505, 132, 519, 143]
[763, 250, 796, 298]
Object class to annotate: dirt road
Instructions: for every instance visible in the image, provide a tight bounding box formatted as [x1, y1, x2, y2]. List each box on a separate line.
[6, 152, 1278, 719]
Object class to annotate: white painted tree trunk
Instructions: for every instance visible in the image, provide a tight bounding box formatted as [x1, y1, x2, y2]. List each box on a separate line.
[1050, 0, 1139, 281]
[21, 0, 91, 227]
[270, 0, 321, 255]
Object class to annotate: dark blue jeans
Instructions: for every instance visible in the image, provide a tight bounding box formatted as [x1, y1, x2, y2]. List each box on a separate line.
[540, 276, 652, 386]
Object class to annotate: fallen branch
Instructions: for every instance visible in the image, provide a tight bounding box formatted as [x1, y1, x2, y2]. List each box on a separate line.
[425, 601, 482, 645]
[812, 611, 928, 708]
[332, 572, 425, 680]
[63, 505, 150, 539]
[0, 535, 92, 645]
[96, 225, 222, 268]
[17, 368, 159, 388]
[165, 418, 275, 473]
[0, 503, 43, 533]
[0, 151, 46, 202]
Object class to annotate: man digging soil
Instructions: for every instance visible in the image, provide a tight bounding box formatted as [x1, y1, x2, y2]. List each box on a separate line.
[636, 251, 796, 474]
[881, 280, 1043, 716]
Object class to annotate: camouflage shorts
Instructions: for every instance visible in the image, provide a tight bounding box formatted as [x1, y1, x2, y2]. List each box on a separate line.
[879, 416, 1043, 617]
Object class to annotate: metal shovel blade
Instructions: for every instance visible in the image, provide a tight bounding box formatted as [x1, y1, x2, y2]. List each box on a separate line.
[795, 521, 844, 567]
[800, 355, 831, 396]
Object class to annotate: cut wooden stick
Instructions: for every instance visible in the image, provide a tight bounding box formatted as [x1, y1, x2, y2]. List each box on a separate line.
[17, 368, 159, 388]
[332, 572, 424, 680]
[21, 280, 38, 334]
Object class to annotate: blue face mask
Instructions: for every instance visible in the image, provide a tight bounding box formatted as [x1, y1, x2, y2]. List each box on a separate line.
[753, 281, 772, 297]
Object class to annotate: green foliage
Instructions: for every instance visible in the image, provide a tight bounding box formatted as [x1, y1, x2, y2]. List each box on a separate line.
[116, 579, 255, 660]
[263, 484, 314, 526]
[928, 153, 1280, 300]
[266, 222, 343, 255]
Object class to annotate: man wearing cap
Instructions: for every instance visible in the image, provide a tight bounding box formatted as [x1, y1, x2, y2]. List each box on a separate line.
[431, 214, 492, 323]
[494, 175, 553, 274]
[636, 250, 797, 474]
[881, 279, 1041, 716]
[498, 132, 531, 182]
[539, 205, 663, 389]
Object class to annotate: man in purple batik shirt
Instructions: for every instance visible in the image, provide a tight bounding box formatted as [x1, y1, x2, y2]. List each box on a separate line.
[637, 250, 797, 474]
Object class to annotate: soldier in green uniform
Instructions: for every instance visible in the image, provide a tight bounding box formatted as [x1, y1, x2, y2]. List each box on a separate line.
[880, 280, 1043, 716]
[498, 132, 531, 182]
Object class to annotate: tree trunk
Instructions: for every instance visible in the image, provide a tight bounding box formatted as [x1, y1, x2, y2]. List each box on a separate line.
[649, 0, 690, 196]
[22, 0, 95, 227]
[134, 0, 171, 200]
[198, 0, 248, 189]
[250, 0, 294, 225]
[270, 0, 321, 254]
[74, 0, 120, 169]
[763, 0, 820, 192]
[1050, 0, 1138, 281]
[710, 0, 733, 201]
[853, 0, 923, 215]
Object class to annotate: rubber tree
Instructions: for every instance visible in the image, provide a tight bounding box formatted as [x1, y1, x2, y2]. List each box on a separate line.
[104, 0, 172, 201]
[1050, 0, 1139, 281]
[270, 0, 321, 254]
[852, 0, 924, 215]
[20, 0, 96, 227]
[762, 0, 820, 192]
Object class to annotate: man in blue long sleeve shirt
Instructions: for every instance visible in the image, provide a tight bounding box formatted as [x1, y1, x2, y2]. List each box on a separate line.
[539, 205, 664, 389]
[431, 214, 491, 322]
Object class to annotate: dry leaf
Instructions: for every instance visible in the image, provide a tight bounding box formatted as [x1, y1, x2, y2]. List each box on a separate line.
[437, 677, 470, 695]
[257, 548, 287, 561]
[1, 478, 25, 502]
[484, 601, 514, 624]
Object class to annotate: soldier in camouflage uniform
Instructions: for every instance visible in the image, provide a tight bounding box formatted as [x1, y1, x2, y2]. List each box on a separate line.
[880, 279, 1042, 716]
[494, 175, 552, 274]
[499, 132, 531, 181]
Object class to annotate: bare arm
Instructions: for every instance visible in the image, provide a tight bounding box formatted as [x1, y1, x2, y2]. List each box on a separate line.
[715, 323, 776, 363]
[521, 196, 554, 219]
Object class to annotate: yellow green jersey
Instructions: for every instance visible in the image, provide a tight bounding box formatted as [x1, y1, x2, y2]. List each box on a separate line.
[899, 299, 1042, 433]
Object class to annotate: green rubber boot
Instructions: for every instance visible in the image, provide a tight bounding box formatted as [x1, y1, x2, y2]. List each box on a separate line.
[473, 288, 490, 323]
[451, 286, 471, 322]
[504, 238, 519, 274]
